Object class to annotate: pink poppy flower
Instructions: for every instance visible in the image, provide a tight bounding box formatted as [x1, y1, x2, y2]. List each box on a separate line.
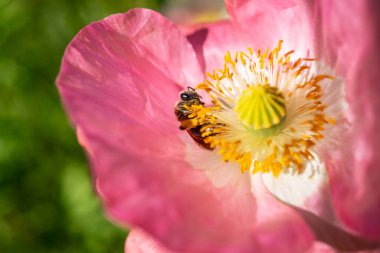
[56, 0, 380, 252]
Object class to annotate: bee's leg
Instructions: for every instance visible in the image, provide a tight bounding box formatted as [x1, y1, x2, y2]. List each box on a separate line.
[177, 112, 191, 121]
[179, 118, 198, 130]
[200, 123, 225, 137]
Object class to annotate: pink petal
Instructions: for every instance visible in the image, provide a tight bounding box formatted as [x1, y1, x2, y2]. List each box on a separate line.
[319, 0, 380, 239]
[57, 8, 314, 253]
[183, 20, 247, 73]
[305, 242, 337, 253]
[125, 229, 175, 253]
[224, 0, 315, 55]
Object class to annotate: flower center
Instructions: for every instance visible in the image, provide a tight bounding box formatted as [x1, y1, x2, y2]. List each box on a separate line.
[235, 84, 286, 136]
[182, 41, 344, 177]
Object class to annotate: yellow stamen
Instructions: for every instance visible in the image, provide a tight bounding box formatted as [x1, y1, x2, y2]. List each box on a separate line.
[186, 41, 337, 176]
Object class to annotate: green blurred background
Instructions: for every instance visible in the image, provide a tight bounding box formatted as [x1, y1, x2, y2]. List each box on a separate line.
[0, 0, 166, 252]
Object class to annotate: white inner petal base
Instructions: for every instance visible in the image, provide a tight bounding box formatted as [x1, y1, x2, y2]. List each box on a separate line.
[260, 157, 328, 207]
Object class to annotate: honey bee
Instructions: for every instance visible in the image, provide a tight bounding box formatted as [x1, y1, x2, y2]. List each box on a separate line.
[175, 87, 214, 150]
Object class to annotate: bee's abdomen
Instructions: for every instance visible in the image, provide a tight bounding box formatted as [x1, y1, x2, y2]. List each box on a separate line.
[187, 126, 214, 150]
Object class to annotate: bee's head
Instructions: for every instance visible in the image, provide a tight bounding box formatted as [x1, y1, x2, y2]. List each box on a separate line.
[180, 87, 201, 101]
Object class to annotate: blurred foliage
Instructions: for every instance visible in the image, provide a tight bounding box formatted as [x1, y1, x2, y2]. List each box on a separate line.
[0, 0, 165, 252]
